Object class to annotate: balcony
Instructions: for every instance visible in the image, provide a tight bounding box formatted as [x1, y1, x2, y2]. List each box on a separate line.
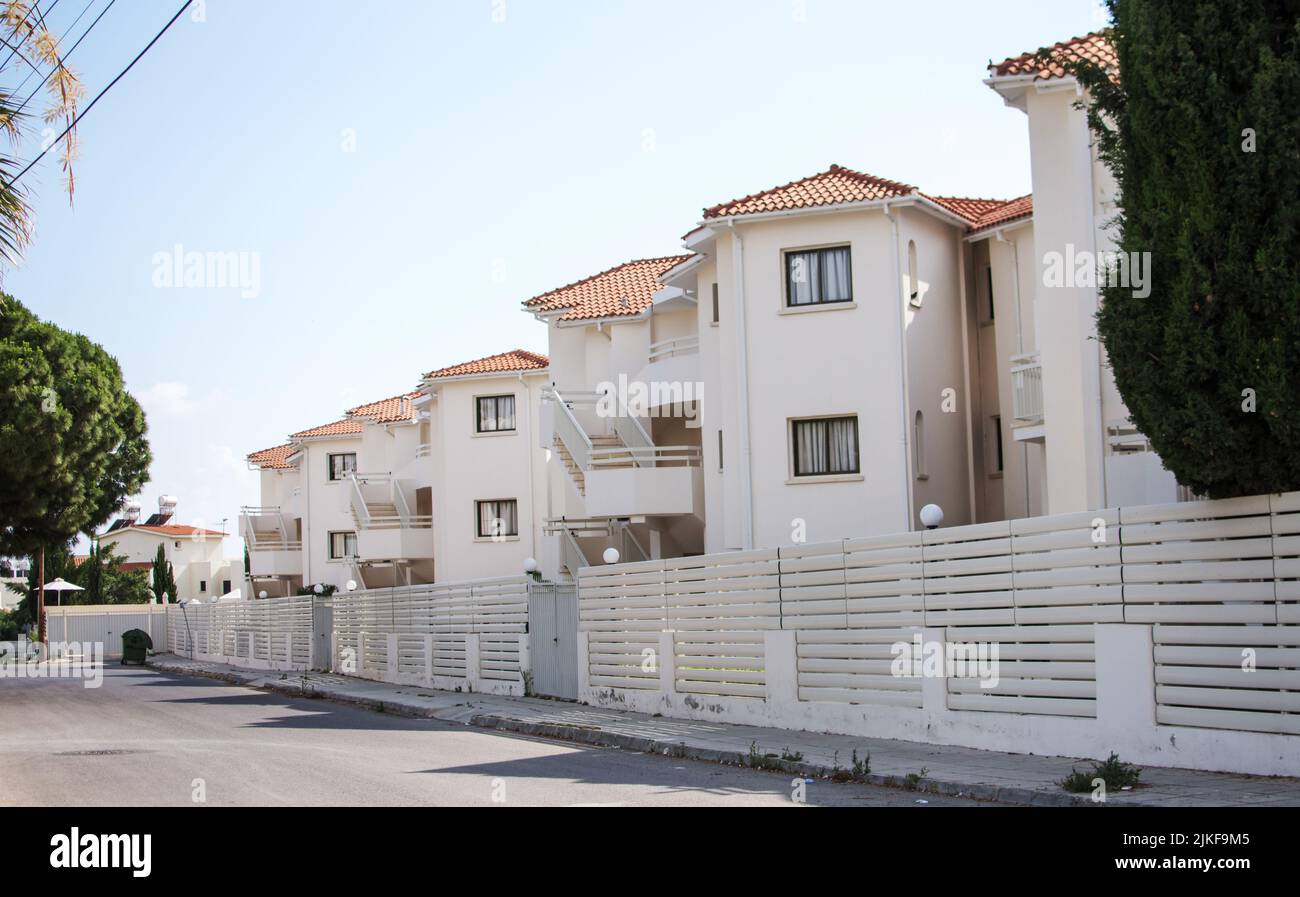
[636, 336, 701, 399]
[347, 473, 434, 561]
[240, 507, 302, 578]
[1009, 352, 1045, 442]
[544, 388, 703, 519]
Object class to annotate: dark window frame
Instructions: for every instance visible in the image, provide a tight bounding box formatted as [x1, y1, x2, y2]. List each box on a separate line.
[327, 452, 357, 482]
[784, 245, 854, 308]
[791, 415, 862, 477]
[711, 282, 720, 323]
[328, 530, 357, 559]
[475, 499, 519, 538]
[475, 394, 517, 433]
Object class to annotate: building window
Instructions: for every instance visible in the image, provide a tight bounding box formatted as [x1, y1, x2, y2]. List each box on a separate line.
[476, 394, 516, 432]
[914, 411, 927, 479]
[791, 416, 860, 477]
[222, 579, 231, 594]
[476, 499, 519, 538]
[711, 282, 719, 323]
[717, 429, 724, 472]
[199, 580, 207, 593]
[785, 246, 852, 307]
[991, 415, 1004, 474]
[985, 266, 995, 321]
[328, 453, 357, 481]
[908, 240, 921, 308]
[329, 531, 357, 559]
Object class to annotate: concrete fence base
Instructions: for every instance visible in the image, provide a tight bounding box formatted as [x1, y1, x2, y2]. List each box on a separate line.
[577, 626, 1300, 778]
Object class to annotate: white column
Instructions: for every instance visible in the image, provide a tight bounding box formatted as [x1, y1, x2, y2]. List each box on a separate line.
[465, 634, 482, 692]
[576, 631, 590, 696]
[386, 633, 399, 683]
[921, 626, 949, 715]
[423, 634, 434, 686]
[657, 631, 675, 696]
[763, 630, 797, 710]
[1095, 623, 1156, 733]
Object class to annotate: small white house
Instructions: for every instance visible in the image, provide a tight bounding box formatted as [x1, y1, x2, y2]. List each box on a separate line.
[98, 498, 238, 601]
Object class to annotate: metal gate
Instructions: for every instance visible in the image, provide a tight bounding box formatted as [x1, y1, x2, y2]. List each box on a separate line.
[311, 596, 333, 671]
[527, 583, 578, 699]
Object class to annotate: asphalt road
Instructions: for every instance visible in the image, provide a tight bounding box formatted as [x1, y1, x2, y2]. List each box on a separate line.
[0, 666, 986, 807]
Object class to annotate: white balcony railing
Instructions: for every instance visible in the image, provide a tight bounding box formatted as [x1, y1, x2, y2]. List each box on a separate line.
[647, 336, 700, 363]
[240, 507, 301, 552]
[1010, 352, 1044, 424]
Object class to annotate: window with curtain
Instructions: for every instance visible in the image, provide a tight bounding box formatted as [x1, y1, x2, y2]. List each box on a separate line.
[792, 416, 860, 477]
[329, 531, 357, 559]
[476, 394, 516, 432]
[328, 453, 357, 481]
[785, 245, 853, 307]
[476, 499, 519, 538]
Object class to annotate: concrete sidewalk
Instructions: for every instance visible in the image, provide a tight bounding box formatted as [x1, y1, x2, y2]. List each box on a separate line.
[147, 654, 1300, 807]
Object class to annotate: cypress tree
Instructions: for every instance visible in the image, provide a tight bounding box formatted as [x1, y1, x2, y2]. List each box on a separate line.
[1071, 1, 1300, 497]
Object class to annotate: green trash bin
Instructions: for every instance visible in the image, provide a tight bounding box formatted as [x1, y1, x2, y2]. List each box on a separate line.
[121, 629, 153, 666]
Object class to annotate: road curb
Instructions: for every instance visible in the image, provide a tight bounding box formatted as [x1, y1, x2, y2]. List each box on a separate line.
[148, 658, 1090, 807]
[467, 714, 1092, 807]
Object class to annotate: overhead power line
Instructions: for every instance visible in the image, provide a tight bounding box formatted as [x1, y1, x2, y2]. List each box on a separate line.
[5, 0, 192, 189]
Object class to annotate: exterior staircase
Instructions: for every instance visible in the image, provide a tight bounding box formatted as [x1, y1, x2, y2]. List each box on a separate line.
[554, 433, 622, 496]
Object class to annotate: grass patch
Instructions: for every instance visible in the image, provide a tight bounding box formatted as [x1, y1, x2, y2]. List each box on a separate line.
[1061, 753, 1142, 793]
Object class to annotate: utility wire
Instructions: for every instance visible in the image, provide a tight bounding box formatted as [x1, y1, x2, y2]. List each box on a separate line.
[7, 0, 100, 102]
[0, 0, 60, 75]
[14, 0, 118, 117]
[5, 0, 191, 189]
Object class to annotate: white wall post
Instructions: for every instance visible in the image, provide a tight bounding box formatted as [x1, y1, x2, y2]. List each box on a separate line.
[657, 631, 675, 696]
[763, 630, 797, 710]
[386, 633, 399, 683]
[518, 633, 531, 692]
[465, 634, 483, 692]
[423, 634, 434, 686]
[576, 631, 590, 695]
[921, 626, 949, 716]
[1095, 623, 1156, 735]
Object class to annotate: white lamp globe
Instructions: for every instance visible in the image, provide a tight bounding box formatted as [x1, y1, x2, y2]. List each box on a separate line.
[523, 557, 538, 574]
[602, 547, 621, 565]
[258, 590, 268, 600]
[920, 504, 945, 529]
[313, 583, 324, 594]
[345, 580, 357, 592]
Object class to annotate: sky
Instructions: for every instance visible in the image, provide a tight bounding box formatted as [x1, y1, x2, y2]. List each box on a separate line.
[5, 0, 1110, 557]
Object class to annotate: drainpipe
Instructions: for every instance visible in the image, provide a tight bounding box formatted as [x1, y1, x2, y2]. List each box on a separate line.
[956, 242, 978, 522]
[520, 372, 537, 562]
[719, 221, 754, 550]
[997, 229, 1032, 517]
[884, 203, 916, 530]
[1083, 117, 1109, 509]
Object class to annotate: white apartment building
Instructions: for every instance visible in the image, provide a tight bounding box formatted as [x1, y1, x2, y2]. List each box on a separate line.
[244, 350, 550, 594]
[98, 497, 240, 600]
[526, 30, 1177, 576]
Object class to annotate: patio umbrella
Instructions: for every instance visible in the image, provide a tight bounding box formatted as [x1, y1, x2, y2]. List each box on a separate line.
[42, 578, 84, 607]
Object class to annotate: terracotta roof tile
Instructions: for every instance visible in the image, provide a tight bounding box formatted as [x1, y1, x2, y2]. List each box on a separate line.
[347, 392, 421, 424]
[991, 31, 1117, 82]
[522, 256, 692, 323]
[289, 419, 364, 439]
[926, 194, 1034, 233]
[247, 443, 296, 469]
[969, 194, 1034, 233]
[702, 164, 915, 219]
[423, 349, 549, 381]
[105, 524, 226, 538]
